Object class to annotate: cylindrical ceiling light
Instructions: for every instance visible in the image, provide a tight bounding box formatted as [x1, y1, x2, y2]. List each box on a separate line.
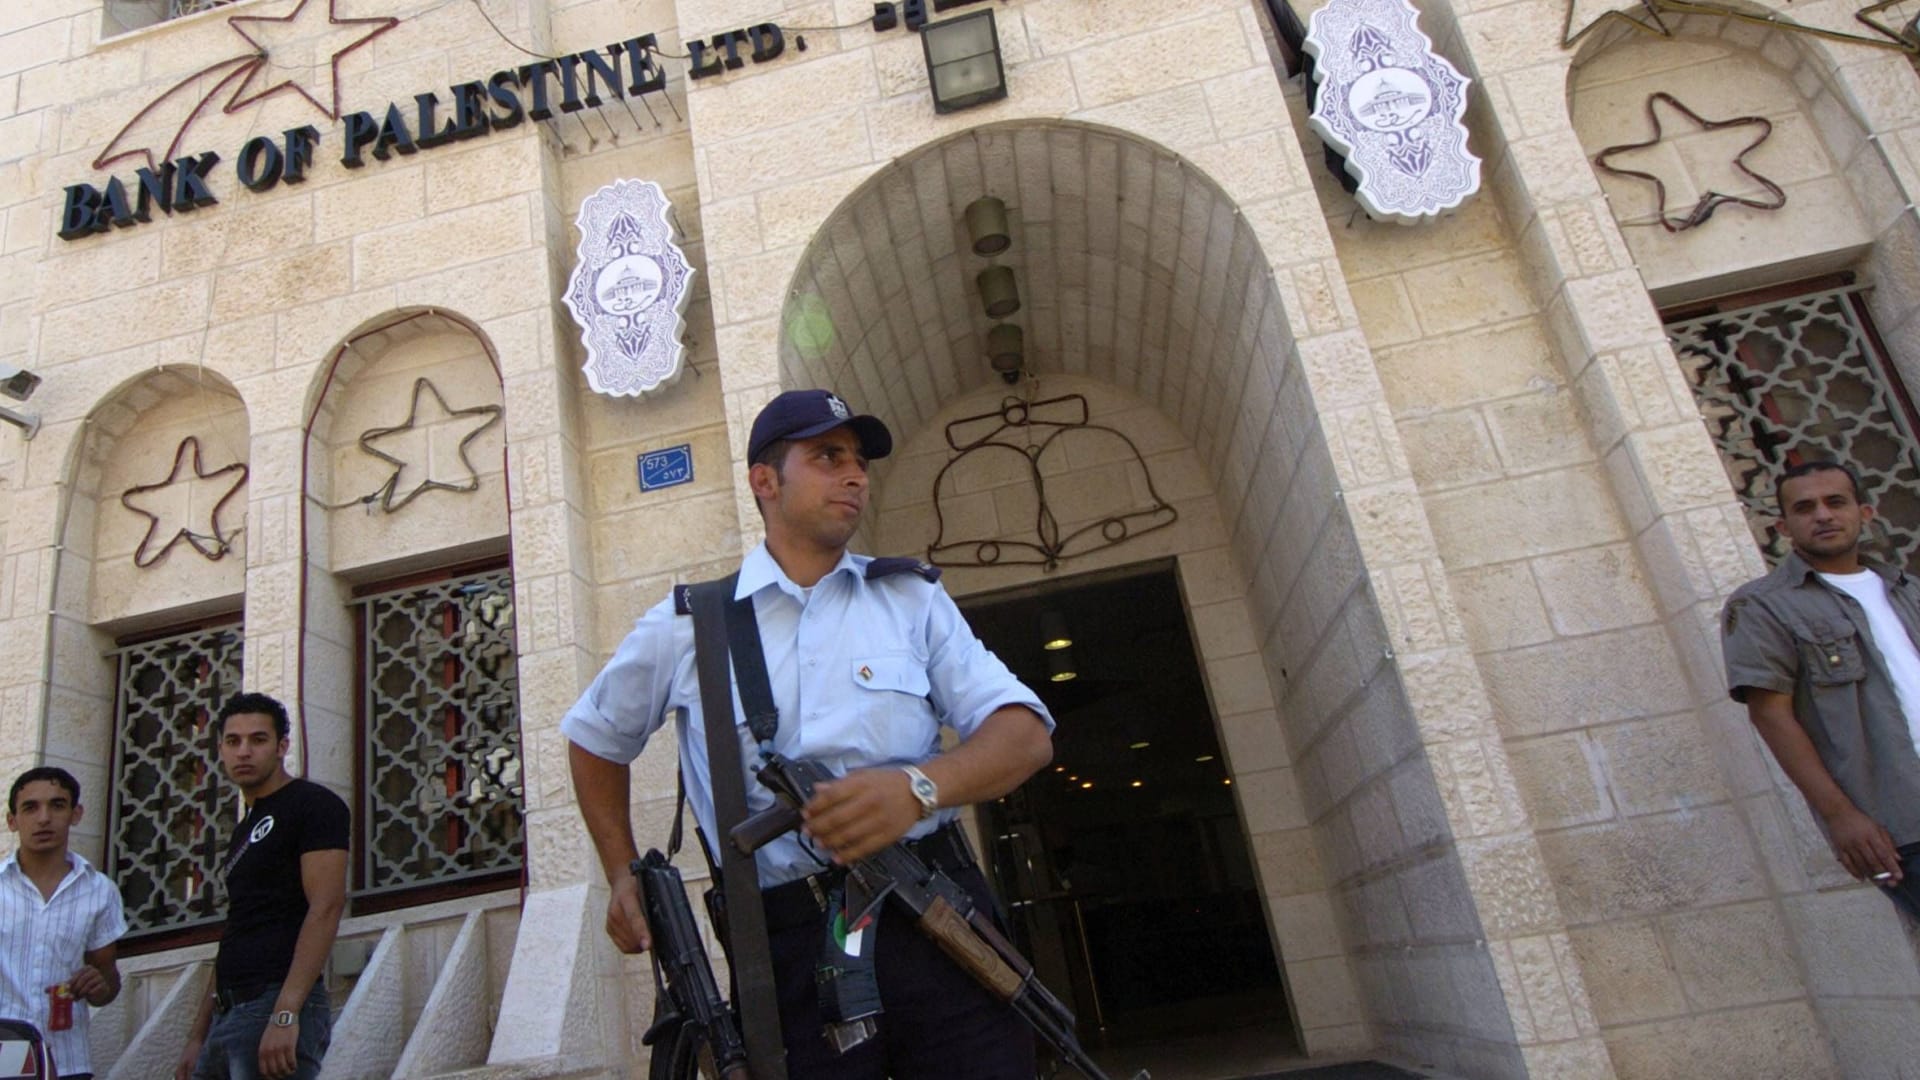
[1047, 647, 1077, 683]
[977, 265, 1020, 318]
[988, 323, 1023, 382]
[1040, 610, 1071, 651]
[965, 196, 1011, 255]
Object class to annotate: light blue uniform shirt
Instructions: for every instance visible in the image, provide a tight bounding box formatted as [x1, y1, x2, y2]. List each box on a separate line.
[561, 543, 1055, 887]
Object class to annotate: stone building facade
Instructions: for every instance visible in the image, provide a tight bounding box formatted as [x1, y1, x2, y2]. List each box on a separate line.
[2, 0, 1920, 1076]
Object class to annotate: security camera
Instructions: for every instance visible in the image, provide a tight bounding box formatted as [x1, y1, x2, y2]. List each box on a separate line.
[0, 364, 41, 438]
[0, 363, 40, 402]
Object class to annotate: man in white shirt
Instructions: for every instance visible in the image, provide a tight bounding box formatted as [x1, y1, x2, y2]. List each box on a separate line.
[0, 766, 128, 1080]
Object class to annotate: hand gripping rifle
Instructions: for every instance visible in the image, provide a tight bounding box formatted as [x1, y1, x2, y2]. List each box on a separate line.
[729, 753, 1147, 1080]
[633, 849, 752, 1080]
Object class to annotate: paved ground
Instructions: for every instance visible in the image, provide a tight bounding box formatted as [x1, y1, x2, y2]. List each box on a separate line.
[1251, 1064, 1430, 1080]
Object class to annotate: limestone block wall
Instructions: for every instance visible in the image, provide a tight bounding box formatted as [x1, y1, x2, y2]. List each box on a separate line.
[1345, 0, 1920, 1072]
[1318, 111, 1834, 1075]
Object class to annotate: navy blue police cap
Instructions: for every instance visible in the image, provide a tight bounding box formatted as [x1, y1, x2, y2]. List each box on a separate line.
[748, 389, 892, 463]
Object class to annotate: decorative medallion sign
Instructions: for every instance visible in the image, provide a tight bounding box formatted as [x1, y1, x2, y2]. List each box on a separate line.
[562, 179, 696, 397]
[1304, 0, 1480, 224]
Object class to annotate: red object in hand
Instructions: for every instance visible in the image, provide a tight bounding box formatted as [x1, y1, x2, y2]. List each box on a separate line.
[45, 984, 72, 1031]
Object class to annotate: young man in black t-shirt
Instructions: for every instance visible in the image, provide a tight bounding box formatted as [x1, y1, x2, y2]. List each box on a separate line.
[175, 693, 349, 1080]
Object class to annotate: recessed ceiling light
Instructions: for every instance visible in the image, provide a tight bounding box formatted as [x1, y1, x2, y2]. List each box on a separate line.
[1130, 780, 1142, 788]
[1129, 741, 1150, 750]
[1080, 781, 1093, 789]
[1195, 755, 1215, 763]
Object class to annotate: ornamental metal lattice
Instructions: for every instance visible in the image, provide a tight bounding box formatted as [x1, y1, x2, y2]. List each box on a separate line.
[108, 625, 243, 934]
[358, 569, 523, 895]
[1667, 285, 1920, 574]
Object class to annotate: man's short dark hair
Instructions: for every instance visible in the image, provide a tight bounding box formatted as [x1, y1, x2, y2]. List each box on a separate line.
[748, 438, 793, 519]
[751, 437, 792, 478]
[9, 766, 79, 813]
[218, 692, 290, 740]
[1777, 460, 1865, 513]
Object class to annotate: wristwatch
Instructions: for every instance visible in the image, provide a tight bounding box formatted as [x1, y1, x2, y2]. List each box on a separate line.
[271, 1010, 297, 1029]
[900, 764, 939, 819]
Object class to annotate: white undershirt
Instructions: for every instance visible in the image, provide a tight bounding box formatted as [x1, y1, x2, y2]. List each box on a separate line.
[1817, 569, 1920, 757]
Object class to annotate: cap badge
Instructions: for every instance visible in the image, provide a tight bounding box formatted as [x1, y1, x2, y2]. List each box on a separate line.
[828, 395, 852, 420]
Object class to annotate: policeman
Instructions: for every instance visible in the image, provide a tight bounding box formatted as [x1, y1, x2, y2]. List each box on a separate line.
[563, 388, 1055, 1078]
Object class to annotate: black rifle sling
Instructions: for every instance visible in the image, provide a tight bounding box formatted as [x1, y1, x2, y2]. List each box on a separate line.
[722, 590, 780, 744]
[688, 578, 788, 1080]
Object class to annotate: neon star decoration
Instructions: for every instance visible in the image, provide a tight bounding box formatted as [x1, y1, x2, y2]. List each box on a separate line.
[1592, 92, 1786, 232]
[120, 436, 250, 568]
[1560, 0, 1919, 52]
[356, 377, 504, 513]
[227, 0, 399, 118]
[93, 0, 398, 173]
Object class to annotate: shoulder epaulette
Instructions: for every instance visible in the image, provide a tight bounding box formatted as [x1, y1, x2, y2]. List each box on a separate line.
[866, 556, 942, 583]
[674, 584, 695, 615]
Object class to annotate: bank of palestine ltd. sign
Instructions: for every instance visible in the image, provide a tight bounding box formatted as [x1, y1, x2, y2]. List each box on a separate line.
[53, 0, 806, 242]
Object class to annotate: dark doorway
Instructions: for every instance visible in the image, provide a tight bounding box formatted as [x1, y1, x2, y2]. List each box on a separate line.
[961, 560, 1293, 1046]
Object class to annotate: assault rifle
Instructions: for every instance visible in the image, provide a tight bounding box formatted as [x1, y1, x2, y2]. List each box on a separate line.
[730, 753, 1146, 1080]
[633, 849, 751, 1080]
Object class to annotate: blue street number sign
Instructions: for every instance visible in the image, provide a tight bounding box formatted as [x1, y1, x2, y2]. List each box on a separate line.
[638, 444, 694, 492]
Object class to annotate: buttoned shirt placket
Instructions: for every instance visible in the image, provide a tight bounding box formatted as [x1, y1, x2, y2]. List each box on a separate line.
[1815, 567, 1920, 756]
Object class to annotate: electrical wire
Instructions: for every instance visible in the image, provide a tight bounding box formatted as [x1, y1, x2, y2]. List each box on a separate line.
[462, 0, 563, 60]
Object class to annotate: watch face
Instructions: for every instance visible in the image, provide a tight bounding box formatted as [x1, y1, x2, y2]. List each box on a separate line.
[272, 1010, 296, 1028]
[910, 775, 937, 815]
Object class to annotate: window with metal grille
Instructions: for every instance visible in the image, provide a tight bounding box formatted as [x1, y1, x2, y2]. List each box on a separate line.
[107, 624, 243, 936]
[103, 0, 243, 34]
[1666, 280, 1920, 574]
[355, 567, 523, 898]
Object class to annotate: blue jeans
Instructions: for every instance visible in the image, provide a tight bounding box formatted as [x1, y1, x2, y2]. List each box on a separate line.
[1885, 843, 1920, 924]
[191, 984, 331, 1080]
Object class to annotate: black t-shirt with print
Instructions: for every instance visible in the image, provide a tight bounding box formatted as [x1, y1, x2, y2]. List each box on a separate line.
[213, 777, 350, 994]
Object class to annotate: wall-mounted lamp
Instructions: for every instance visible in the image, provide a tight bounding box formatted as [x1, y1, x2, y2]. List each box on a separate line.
[977, 265, 1020, 318]
[1040, 610, 1071, 651]
[988, 323, 1024, 383]
[1047, 647, 1077, 683]
[964, 196, 1011, 255]
[922, 9, 1007, 115]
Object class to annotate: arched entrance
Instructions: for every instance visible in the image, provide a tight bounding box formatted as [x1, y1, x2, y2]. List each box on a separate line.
[761, 120, 1401, 1071]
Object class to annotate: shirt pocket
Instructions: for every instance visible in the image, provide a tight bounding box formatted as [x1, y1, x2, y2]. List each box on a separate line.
[1796, 620, 1867, 685]
[851, 654, 935, 758]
